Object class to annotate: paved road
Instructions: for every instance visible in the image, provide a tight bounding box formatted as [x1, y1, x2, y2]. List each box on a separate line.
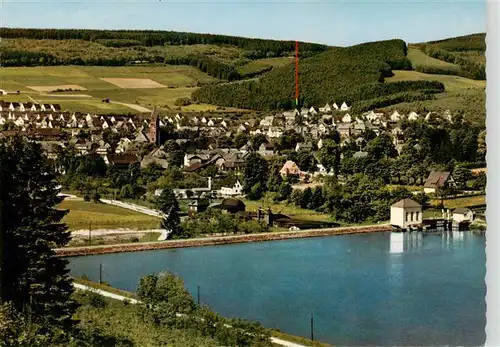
[100, 199, 165, 218]
[73, 282, 306, 347]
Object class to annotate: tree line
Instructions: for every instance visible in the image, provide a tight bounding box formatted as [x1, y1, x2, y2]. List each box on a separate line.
[418, 45, 485, 80]
[2, 48, 241, 81]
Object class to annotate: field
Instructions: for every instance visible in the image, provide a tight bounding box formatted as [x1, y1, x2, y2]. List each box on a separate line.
[27, 84, 87, 92]
[0, 65, 222, 112]
[100, 77, 167, 89]
[236, 56, 293, 75]
[57, 199, 160, 230]
[406, 48, 460, 71]
[430, 194, 485, 209]
[386, 70, 485, 92]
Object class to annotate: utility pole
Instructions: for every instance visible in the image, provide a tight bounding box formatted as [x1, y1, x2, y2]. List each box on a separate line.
[295, 40, 299, 107]
[89, 222, 92, 246]
[0, 166, 3, 303]
[310, 314, 314, 342]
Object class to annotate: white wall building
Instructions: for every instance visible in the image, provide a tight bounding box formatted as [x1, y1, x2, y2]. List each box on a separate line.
[390, 198, 423, 229]
[452, 208, 475, 223]
[219, 180, 243, 197]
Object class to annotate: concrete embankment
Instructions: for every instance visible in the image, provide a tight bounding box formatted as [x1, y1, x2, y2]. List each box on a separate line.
[55, 224, 392, 257]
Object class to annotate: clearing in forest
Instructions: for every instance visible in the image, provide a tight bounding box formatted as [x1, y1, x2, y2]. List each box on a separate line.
[100, 78, 167, 89]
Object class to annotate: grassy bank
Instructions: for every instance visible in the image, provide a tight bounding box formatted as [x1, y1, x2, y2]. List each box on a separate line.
[68, 232, 161, 247]
[271, 331, 331, 347]
[430, 194, 485, 209]
[72, 276, 137, 299]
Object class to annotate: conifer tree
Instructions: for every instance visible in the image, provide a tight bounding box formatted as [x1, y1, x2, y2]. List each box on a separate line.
[0, 136, 78, 340]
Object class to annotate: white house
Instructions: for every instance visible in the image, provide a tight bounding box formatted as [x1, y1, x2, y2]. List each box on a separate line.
[365, 110, 378, 122]
[390, 111, 403, 122]
[443, 109, 453, 122]
[332, 103, 339, 110]
[340, 102, 350, 111]
[423, 171, 455, 194]
[267, 127, 283, 138]
[317, 138, 324, 149]
[408, 111, 420, 121]
[452, 208, 475, 223]
[390, 198, 423, 229]
[309, 107, 318, 116]
[319, 103, 331, 113]
[219, 180, 243, 197]
[260, 116, 274, 127]
[341, 113, 352, 123]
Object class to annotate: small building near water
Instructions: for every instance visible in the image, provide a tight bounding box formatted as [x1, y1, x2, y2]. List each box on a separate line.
[452, 207, 474, 223]
[390, 198, 423, 229]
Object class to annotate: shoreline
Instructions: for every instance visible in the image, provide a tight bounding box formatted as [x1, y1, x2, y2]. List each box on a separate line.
[55, 224, 392, 257]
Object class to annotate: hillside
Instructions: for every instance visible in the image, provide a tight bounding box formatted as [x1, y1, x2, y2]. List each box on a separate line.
[0, 29, 486, 121]
[0, 27, 329, 81]
[192, 39, 445, 110]
[409, 33, 485, 80]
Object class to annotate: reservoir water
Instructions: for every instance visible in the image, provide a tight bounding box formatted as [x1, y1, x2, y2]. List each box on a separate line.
[67, 231, 486, 346]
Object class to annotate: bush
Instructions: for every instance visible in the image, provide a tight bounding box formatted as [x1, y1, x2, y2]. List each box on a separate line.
[174, 97, 192, 106]
[91, 190, 101, 203]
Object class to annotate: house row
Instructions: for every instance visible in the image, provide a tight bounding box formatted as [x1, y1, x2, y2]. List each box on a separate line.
[0, 101, 62, 112]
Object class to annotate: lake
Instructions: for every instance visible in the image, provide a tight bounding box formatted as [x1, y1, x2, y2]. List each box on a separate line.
[67, 231, 486, 346]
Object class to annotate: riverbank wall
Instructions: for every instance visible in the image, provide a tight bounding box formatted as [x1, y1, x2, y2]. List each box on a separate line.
[55, 224, 393, 257]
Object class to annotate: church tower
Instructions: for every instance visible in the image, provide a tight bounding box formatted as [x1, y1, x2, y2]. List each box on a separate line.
[147, 106, 160, 146]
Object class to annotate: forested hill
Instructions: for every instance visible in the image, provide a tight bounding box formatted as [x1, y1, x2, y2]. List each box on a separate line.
[1, 27, 330, 81]
[0, 27, 328, 58]
[192, 39, 445, 110]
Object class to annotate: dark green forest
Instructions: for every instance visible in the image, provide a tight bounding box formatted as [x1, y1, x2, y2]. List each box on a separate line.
[0, 27, 328, 58]
[192, 39, 446, 110]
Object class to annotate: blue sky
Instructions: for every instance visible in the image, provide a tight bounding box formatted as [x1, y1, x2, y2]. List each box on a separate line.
[1, 0, 486, 46]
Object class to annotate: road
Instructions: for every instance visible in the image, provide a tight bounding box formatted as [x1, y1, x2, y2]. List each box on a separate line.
[100, 198, 165, 218]
[73, 282, 307, 347]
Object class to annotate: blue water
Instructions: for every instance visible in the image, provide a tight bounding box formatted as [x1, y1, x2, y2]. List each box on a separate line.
[67, 231, 486, 346]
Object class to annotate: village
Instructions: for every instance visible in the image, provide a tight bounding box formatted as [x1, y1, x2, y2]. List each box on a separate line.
[0, 98, 486, 235]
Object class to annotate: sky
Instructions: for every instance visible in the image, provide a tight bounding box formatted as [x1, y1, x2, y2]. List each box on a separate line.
[0, 0, 486, 46]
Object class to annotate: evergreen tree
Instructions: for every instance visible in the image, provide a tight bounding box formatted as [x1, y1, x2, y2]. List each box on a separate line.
[156, 189, 182, 239]
[0, 136, 78, 342]
[243, 153, 268, 195]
